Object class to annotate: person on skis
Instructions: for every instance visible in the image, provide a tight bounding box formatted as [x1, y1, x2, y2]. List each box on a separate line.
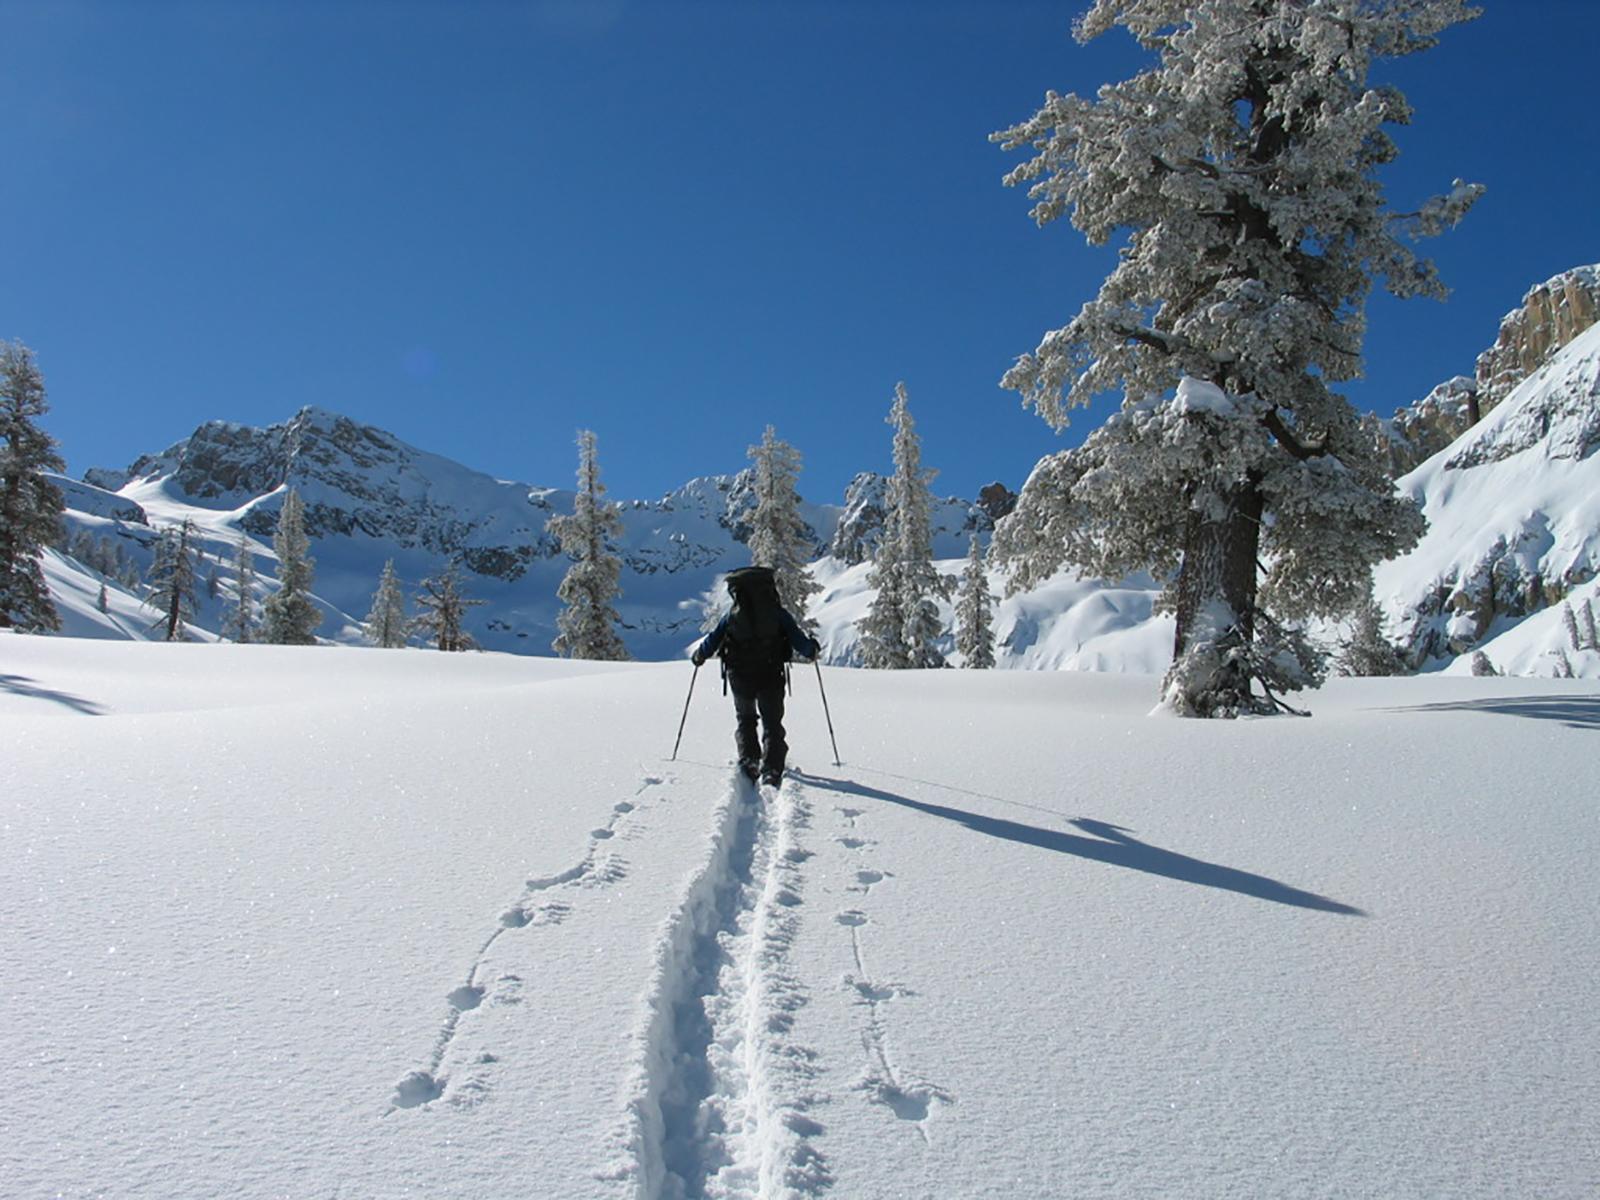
[691, 566, 820, 786]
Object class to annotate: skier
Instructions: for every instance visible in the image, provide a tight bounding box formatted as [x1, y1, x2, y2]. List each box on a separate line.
[691, 566, 821, 786]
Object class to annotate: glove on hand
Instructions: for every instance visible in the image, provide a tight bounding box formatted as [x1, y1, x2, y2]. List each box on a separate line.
[692, 649, 707, 668]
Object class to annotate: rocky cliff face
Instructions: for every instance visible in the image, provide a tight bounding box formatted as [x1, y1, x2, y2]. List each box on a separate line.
[1376, 321, 1600, 667]
[1370, 265, 1600, 478]
[1475, 265, 1600, 413]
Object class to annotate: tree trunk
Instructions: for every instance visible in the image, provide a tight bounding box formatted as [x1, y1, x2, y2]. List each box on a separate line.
[1167, 479, 1264, 716]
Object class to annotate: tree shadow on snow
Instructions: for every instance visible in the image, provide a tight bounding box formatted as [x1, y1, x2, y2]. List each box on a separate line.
[792, 772, 1364, 916]
[0, 673, 106, 716]
[1381, 693, 1600, 733]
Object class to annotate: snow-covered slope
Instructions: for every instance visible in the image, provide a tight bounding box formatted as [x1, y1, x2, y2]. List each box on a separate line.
[1376, 321, 1600, 675]
[4, 636, 1596, 1197]
[811, 556, 1171, 673]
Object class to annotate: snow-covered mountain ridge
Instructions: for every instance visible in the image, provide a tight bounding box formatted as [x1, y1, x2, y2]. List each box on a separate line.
[50, 407, 997, 659]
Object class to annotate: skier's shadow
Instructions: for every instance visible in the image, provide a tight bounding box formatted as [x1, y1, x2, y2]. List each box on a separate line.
[0, 673, 105, 716]
[792, 772, 1364, 916]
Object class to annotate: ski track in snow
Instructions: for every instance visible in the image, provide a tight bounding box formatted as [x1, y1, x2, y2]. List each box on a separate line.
[833, 807, 952, 1142]
[607, 773, 830, 1199]
[388, 774, 671, 1113]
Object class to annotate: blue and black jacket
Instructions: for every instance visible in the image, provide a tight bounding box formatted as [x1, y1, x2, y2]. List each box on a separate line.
[693, 609, 819, 666]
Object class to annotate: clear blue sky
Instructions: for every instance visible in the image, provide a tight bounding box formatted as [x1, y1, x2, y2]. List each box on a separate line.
[4, 1, 1596, 506]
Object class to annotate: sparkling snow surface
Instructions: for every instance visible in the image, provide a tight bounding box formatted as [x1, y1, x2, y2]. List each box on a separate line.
[3, 637, 1597, 1198]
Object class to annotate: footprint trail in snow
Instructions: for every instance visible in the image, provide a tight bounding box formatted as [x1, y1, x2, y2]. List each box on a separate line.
[833, 806, 952, 1141]
[610, 772, 831, 1198]
[389, 774, 671, 1111]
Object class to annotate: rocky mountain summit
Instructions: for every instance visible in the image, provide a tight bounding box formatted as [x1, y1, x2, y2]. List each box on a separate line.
[1371, 265, 1600, 476]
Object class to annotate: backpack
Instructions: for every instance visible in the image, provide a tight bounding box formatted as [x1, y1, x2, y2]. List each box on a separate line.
[719, 566, 791, 677]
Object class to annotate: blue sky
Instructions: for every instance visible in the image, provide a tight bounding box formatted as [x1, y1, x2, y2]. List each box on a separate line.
[4, 0, 1596, 506]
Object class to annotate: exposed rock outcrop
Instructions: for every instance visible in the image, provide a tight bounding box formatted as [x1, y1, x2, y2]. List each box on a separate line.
[1475, 265, 1600, 413]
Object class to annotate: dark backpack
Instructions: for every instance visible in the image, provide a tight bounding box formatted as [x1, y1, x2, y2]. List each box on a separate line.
[719, 566, 790, 677]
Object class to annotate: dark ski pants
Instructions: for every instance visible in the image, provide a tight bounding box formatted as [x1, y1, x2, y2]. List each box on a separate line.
[731, 678, 787, 776]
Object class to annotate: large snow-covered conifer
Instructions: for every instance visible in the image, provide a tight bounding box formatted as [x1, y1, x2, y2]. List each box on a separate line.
[549, 430, 629, 661]
[991, 0, 1479, 716]
[746, 426, 820, 629]
[0, 341, 65, 633]
[365, 559, 409, 649]
[955, 533, 996, 669]
[859, 384, 947, 669]
[261, 488, 321, 645]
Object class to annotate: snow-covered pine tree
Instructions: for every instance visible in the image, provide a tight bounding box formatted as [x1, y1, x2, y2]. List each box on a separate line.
[365, 558, 409, 648]
[1470, 651, 1498, 677]
[858, 523, 909, 668]
[412, 560, 483, 652]
[1563, 602, 1584, 653]
[991, 0, 1479, 717]
[1582, 599, 1599, 652]
[96, 582, 109, 614]
[955, 532, 996, 669]
[261, 488, 321, 644]
[1337, 588, 1406, 677]
[859, 384, 948, 668]
[144, 519, 199, 641]
[747, 425, 821, 630]
[1554, 648, 1575, 680]
[0, 341, 66, 632]
[548, 430, 629, 661]
[69, 527, 95, 565]
[225, 535, 258, 643]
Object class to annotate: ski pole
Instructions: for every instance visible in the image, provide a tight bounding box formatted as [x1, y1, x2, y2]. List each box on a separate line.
[670, 662, 700, 761]
[813, 659, 841, 767]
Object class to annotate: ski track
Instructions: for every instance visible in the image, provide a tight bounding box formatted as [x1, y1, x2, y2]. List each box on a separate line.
[606, 772, 830, 1199]
[832, 807, 952, 1143]
[387, 774, 671, 1113]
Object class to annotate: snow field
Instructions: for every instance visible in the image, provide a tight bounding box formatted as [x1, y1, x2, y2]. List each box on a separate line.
[4, 637, 1598, 1197]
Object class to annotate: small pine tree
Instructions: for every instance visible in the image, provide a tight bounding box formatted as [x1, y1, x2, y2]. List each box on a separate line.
[955, 532, 996, 669]
[365, 559, 409, 648]
[1554, 648, 1575, 679]
[1337, 591, 1407, 677]
[1582, 598, 1599, 652]
[144, 519, 199, 641]
[412, 560, 483, 652]
[69, 527, 95, 565]
[225, 535, 258, 643]
[261, 489, 321, 645]
[746, 426, 821, 630]
[1470, 651, 1498, 678]
[859, 384, 947, 668]
[96, 582, 109, 614]
[0, 341, 66, 632]
[1562, 602, 1583, 652]
[548, 430, 630, 661]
